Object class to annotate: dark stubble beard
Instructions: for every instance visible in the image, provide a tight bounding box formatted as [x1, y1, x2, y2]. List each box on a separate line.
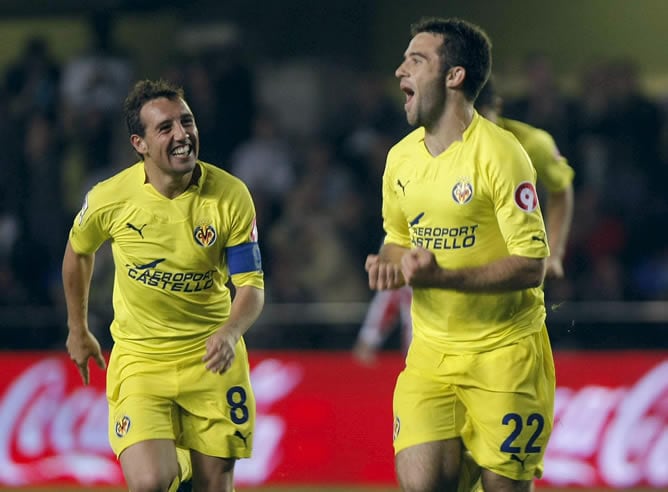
[416, 74, 448, 131]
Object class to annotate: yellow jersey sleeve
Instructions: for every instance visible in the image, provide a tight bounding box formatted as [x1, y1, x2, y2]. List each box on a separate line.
[501, 117, 575, 193]
[69, 185, 114, 255]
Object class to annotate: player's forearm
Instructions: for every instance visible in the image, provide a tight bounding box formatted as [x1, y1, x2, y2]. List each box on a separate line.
[436, 255, 546, 292]
[221, 285, 265, 340]
[545, 186, 573, 260]
[62, 241, 95, 334]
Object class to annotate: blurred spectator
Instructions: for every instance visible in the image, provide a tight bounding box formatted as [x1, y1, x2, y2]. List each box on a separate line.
[4, 36, 61, 122]
[336, 71, 409, 164]
[335, 72, 409, 257]
[0, 88, 23, 222]
[60, 11, 134, 178]
[0, 213, 23, 306]
[229, 107, 296, 262]
[174, 23, 257, 166]
[0, 110, 66, 348]
[268, 211, 369, 304]
[207, 40, 257, 166]
[572, 58, 667, 304]
[505, 52, 579, 158]
[180, 58, 220, 162]
[294, 138, 371, 263]
[267, 138, 368, 303]
[17, 112, 67, 267]
[575, 59, 665, 199]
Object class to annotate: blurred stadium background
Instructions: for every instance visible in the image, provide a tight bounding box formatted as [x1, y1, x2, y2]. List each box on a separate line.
[1, 0, 667, 490]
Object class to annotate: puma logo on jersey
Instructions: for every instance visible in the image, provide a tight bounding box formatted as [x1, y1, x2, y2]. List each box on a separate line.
[510, 454, 527, 469]
[397, 179, 410, 195]
[126, 222, 147, 238]
[234, 430, 251, 447]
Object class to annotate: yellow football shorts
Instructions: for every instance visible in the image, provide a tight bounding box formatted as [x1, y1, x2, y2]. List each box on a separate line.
[393, 326, 555, 480]
[106, 338, 255, 459]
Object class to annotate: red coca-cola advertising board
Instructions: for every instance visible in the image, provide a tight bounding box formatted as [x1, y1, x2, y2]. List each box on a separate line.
[0, 350, 666, 488]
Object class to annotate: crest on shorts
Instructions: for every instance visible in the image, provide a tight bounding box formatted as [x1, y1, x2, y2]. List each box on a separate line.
[393, 416, 401, 441]
[452, 178, 474, 205]
[115, 415, 131, 437]
[193, 223, 217, 247]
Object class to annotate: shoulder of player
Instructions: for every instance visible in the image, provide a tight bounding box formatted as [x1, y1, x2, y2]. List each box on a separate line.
[83, 161, 143, 209]
[386, 127, 424, 165]
[198, 160, 251, 197]
[476, 117, 526, 156]
[502, 117, 556, 152]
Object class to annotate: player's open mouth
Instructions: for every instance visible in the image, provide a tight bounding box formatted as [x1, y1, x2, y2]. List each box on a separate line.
[171, 144, 192, 157]
[403, 89, 414, 109]
[400, 84, 415, 109]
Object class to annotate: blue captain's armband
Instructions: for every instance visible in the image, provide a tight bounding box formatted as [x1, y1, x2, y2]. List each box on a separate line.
[227, 242, 262, 274]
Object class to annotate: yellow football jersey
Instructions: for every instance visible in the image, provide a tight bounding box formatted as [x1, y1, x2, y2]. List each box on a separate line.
[383, 112, 549, 353]
[69, 161, 264, 356]
[499, 117, 574, 193]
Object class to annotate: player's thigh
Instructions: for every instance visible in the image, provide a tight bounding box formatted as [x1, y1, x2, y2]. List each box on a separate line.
[396, 439, 463, 492]
[459, 328, 555, 481]
[393, 339, 466, 455]
[119, 438, 179, 492]
[191, 449, 236, 492]
[178, 338, 256, 458]
[107, 350, 181, 457]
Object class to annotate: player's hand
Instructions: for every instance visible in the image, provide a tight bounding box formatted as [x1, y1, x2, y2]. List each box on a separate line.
[545, 256, 564, 280]
[203, 329, 238, 374]
[66, 330, 106, 385]
[352, 339, 377, 366]
[401, 247, 440, 286]
[366, 254, 405, 290]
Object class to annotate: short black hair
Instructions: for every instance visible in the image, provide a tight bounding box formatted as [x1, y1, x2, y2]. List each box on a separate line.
[123, 79, 185, 137]
[410, 17, 492, 101]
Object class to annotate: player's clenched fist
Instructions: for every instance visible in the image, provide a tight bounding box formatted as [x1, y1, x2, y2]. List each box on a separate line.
[366, 254, 405, 290]
[401, 247, 441, 287]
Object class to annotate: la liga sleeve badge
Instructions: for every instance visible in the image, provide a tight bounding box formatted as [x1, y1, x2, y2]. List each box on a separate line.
[514, 181, 538, 212]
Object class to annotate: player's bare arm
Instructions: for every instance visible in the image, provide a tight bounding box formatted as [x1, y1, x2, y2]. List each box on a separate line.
[545, 185, 573, 280]
[366, 243, 409, 290]
[62, 241, 106, 385]
[203, 285, 264, 374]
[402, 247, 546, 292]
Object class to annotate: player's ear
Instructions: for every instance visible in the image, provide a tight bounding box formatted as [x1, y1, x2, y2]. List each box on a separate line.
[446, 66, 466, 89]
[130, 134, 147, 154]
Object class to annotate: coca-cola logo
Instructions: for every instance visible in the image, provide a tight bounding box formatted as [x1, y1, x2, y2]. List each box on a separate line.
[0, 356, 302, 486]
[0, 358, 120, 485]
[544, 361, 668, 487]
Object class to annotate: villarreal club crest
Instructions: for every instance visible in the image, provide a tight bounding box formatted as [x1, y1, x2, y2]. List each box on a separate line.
[193, 223, 217, 247]
[452, 178, 474, 205]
